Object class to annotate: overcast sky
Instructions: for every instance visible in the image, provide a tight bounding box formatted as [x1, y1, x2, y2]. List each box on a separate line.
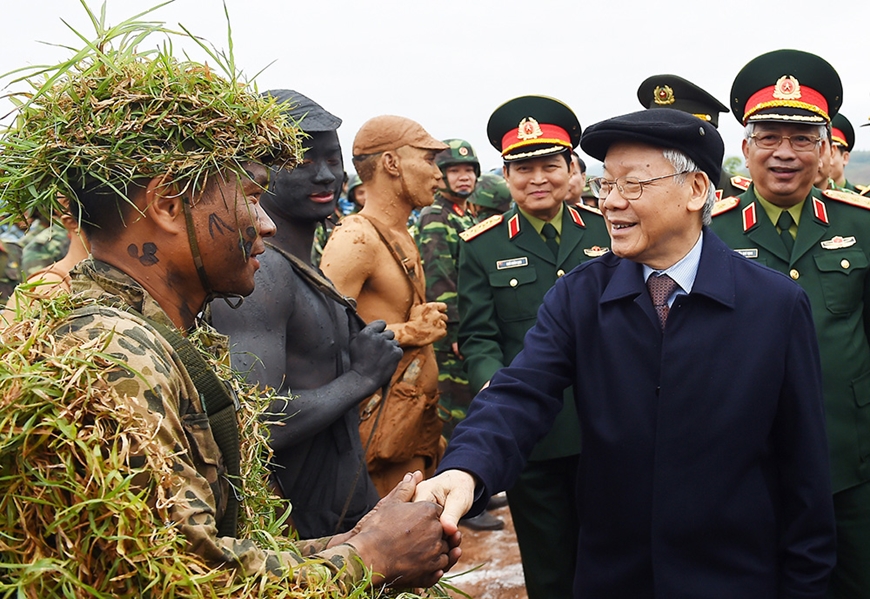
[2, 0, 869, 175]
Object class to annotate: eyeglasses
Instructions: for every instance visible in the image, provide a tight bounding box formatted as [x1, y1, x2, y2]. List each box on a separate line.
[749, 132, 822, 152]
[588, 170, 690, 201]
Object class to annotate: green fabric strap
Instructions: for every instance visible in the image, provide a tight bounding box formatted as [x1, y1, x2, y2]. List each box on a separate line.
[142, 316, 242, 539]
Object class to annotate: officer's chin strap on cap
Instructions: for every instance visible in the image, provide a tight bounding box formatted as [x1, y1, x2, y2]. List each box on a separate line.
[181, 195, 245, 311]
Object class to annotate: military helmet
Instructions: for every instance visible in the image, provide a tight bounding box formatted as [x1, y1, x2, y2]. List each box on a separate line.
[347, 173, 364, 205]
[470, 172, 512, 213]
[435, 139, 481, 177]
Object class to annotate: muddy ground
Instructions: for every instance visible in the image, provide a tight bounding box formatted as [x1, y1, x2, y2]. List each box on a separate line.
[441, 503, 528, 599]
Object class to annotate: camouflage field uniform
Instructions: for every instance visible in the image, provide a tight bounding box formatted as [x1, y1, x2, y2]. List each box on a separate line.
[58, 258, 366, 587]
[416, 193, 477, 438]
[0, 240, 23, 304]
[21, 221, 69, 277]
[469, 172, 513, 221]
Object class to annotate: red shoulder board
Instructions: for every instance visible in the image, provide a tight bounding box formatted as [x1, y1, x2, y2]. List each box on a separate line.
[731, 175, 752, 191]
[742, 203, 758, 232]
[823, 189, 870, 211]
[507, 214, 521, 239]
[812, 197, 829, 224]
[459, 214, 503, 242]
[566, 205, 585, 228]
[711, 196, 740, 217]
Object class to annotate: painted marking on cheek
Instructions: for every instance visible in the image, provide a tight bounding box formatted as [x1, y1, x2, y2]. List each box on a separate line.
[208, 213, 233, 238]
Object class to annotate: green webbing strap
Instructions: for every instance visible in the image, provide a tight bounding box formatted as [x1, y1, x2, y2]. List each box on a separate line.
[69, 305, 242, 538]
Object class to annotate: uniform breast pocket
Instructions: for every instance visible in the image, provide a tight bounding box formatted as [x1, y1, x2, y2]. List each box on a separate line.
[181, 412, 227, 511]
[489, 266, 540, 322]
[813, 249, 869, 314]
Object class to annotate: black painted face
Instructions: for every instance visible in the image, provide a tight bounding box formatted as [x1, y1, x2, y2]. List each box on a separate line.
[262, 130, 344, 223]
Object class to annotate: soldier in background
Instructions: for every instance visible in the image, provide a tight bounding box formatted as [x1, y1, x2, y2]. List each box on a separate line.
[830, 114, 864, 193]
[565, 152, 588, 209]
[637, 73, 744, 199]
[468, 172, 512, 220]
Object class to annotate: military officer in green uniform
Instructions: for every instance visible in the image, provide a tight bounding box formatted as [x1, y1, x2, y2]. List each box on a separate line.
[416, 139, 480, 440]
[457, 95, 610, 599]
[637, 73, 745, 199]
[830, 113, 864, 193]
[709, 49, 870, 599]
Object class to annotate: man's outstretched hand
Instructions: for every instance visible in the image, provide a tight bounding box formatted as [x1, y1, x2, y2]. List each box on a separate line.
[413, 469, 477, 538]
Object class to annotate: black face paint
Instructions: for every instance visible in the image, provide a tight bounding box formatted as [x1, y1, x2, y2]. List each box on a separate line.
[208, 213, 233, 238]
[242, 226, 256, 259]
[127, 242, 160, 266]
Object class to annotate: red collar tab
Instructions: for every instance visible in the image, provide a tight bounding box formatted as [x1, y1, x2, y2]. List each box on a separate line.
[831, 127, 848, 148]
[743, 77, 829, 124]
[715, 189, 723, 201]
[812, 197, 829, 224]
[566, 205, 585, 228]
[508, 214, 521, 239]
[501, 119, 572, 156]
[451, 203, 465, 217]
[742, 203, 758, 232]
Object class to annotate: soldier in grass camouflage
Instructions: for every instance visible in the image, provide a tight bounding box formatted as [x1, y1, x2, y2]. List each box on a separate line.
[416, 139, 479, 439]
[0, 16, 457, 593]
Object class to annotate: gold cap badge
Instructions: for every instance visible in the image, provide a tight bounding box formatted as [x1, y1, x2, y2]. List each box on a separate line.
[517, 117, 544, 140]
[773, 75, 801, 100]
[458, 146, 468, 156]
[653, 85, 675, 105]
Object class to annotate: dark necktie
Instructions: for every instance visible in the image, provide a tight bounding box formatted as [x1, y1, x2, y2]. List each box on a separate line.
[777, 210, 795, 255]
[647, 273, 678, 330]
[542, 223, 559, 258]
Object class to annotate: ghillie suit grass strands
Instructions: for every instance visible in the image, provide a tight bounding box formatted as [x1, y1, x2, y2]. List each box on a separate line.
[0, 1, 302, 227]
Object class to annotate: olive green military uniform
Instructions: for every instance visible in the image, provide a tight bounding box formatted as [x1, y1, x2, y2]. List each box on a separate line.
[56, 258, 367, 589]
[416, 193, 478, 438]
[711, 185, 870, 598]
[458, 202, 610, 599]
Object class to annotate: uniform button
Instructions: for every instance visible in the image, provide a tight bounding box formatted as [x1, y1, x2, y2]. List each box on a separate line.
[841, 259, 851, 269]
[557, 269, 565, 277]
[790, 269, 799, 280]
[510, 278, 518, 287]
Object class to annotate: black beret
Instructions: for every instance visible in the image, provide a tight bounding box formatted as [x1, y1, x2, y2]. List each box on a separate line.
[637, 74, 729, 129]
[263, 89, 342, 133]
[580, 108, 724, 184]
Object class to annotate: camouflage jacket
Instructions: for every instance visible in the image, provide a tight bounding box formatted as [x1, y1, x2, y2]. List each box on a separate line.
[416, 194, 477, 348]
[61, 259, 365, 587]
[21, 221, 69, 277]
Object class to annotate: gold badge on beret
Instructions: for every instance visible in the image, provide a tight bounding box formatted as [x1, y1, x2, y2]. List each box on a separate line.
[773, 75, 801, 100]
[517, 117, 544, 140]
[653, 85, 675, 105]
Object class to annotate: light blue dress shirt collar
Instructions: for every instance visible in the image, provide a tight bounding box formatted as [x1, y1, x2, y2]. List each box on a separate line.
[642, 231, 704, 307]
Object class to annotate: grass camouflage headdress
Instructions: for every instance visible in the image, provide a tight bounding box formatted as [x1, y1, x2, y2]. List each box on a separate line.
[0, 1, 303, 225]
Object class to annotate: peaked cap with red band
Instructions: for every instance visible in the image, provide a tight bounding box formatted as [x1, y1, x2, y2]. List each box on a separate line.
[487, 95, 582, 162]
[831, 113, 855, 149]
[730, 49, 842, 125]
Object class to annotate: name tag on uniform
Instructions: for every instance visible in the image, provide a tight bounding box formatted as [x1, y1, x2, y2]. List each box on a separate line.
[820, 236, 856, 250]
[735, 248, 758, 258]
[496, 257, 528, 270]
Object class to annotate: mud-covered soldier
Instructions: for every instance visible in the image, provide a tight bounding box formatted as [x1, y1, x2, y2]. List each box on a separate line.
[830, 114, 863, 193]
[637, 73, 743, 199]
[0, 31, 457, 591]
[710, 49, 870, 599]
[415, 139, 479, 440]
[456, 95, 611, 599]
[210, 90, 401, 539]
[321, 116, 449, 496]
